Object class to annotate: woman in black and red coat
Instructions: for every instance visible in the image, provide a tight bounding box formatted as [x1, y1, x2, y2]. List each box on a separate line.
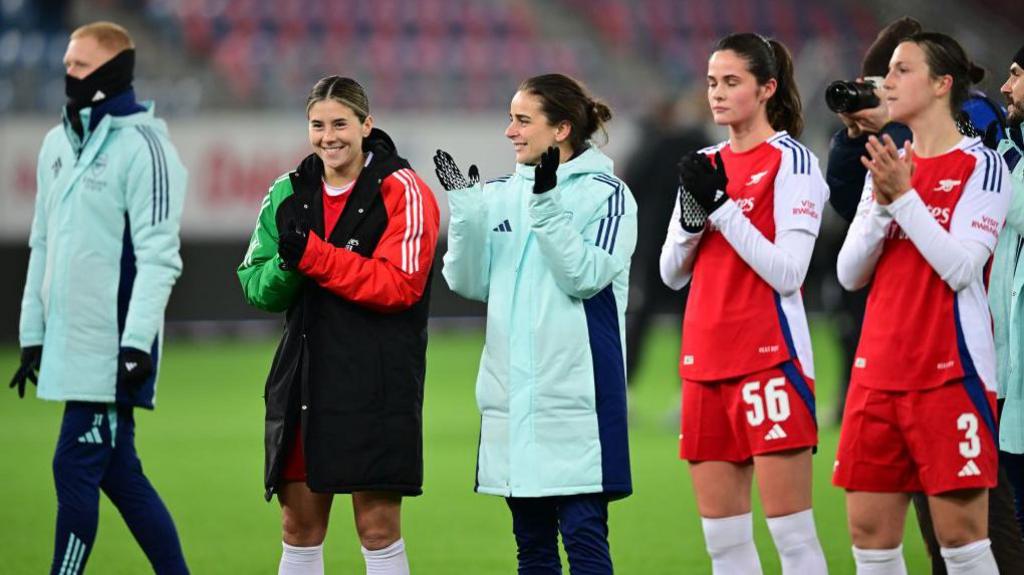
[238, 76, 440, 573]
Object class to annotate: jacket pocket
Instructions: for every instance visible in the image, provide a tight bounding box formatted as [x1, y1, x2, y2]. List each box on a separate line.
[533, 344, 595, 414]
[477, 413, 510, 491]
[532, 413, 601, 491]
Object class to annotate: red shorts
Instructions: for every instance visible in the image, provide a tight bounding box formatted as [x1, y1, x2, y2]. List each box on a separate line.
[680, 362, 818, 462]
[282, 422, 306, 482]
[833, 378, 998, 495]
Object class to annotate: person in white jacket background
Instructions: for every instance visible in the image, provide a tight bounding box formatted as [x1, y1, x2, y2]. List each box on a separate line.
[436, 73, 636, 574]
[659, 33, 829, 575]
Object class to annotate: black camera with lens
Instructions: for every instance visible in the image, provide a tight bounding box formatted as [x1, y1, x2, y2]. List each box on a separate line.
[825, 78, 882, 114]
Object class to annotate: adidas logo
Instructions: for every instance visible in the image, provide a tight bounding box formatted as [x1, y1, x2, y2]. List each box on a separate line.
[125, 362, 137, 372]
[91, 90, 106, 102]
[77, 428, 103, 445]
[764, 423, 788, 441]
[958, 460, 981, 477]
[492, 219, 512, 232]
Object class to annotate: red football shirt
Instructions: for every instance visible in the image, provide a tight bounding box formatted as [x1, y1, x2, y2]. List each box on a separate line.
[852, 138, 1009, 391]
[681, 132, 826, 381]
[322, 180, 353, 238]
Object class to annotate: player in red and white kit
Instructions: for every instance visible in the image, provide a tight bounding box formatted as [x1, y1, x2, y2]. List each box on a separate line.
[659, 33, 828, 575]
[835, 33, 1011, 575]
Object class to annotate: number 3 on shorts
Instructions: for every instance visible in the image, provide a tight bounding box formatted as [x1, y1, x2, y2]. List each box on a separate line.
[742, 377, 791, 426]
[957, 412, 980, 458]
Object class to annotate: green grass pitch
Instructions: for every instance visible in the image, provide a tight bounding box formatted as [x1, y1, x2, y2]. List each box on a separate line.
[0, 322, 930, 573]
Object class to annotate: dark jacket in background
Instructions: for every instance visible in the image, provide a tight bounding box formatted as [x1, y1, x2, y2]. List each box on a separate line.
[827, 123, 913, 223]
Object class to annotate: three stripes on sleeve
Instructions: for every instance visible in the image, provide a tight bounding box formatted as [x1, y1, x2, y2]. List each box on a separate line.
[135, 126, 170, 226]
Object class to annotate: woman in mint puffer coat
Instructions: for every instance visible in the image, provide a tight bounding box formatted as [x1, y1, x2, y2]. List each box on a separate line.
[437, 73, 636, 574]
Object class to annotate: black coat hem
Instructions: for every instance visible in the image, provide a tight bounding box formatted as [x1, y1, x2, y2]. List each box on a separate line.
[306, 481, 423, 496]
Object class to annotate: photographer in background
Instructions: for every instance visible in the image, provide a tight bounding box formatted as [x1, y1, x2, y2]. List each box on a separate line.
[825, 20, 914, 425]
[824, 16, 1023, 575]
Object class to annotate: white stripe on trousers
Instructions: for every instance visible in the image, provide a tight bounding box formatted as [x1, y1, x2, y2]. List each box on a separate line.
[60, 533, 86, 575]
[59, 533, 76, 574]
[69, 535, 86, 575]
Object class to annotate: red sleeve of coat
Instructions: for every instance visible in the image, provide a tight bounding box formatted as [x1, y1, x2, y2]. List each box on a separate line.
[297, 168, 440, 312]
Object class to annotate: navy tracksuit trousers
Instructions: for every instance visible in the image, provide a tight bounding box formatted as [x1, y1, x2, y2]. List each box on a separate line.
[506, 494, 612, 575]
[50, 402, 188, 575]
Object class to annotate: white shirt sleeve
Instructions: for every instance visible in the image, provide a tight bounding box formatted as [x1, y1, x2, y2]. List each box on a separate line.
[707, 200, 816, 296]
[774, 146, 829, 235]
[659, 195, 703, 290]
[948, 147, 1012, 252]
[887, 189, 1004, 293]
[836, 181, 893, 291]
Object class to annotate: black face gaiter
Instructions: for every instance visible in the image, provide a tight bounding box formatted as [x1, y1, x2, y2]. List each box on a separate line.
[65, 49, 135, 112]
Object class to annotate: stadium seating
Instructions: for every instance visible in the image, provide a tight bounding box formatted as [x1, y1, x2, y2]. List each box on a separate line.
[140, 0, 583, 110]
[557, 0, 879, 85]
[0, 0, 878, 113]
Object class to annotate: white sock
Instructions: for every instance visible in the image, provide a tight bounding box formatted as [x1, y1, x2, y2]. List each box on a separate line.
[361, 538, 410, 575]
[701, 513, 763, 575]
[940, 539, 998, 575]
[766, 509, 827, 574]
[279, 541, 324, 575]
[852, 545, 907, 575]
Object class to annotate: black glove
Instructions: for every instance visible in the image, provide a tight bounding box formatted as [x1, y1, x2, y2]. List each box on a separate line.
[677, 185, 708, 233]
[275, 194, 311, 271]
[678, 151, 728, 214]
[533, 146, 559, 194]
[433, 150, 479, 191]
[278, 219, 310, 270]
[9, 345, 42, 398]
[118, 347, 153, 388]
[274, 194, 308, 238]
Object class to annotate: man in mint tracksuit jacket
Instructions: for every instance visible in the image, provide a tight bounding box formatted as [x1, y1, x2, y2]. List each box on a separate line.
[991, 45, 1024, 538]
[441, 136, 636, 572]
[9, 22, 188, 574]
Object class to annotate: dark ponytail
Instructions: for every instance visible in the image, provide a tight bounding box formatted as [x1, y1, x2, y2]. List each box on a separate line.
[518, 73, 613, 154]
[767, 40, 803, 138]
[714, 33, 804, 137]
